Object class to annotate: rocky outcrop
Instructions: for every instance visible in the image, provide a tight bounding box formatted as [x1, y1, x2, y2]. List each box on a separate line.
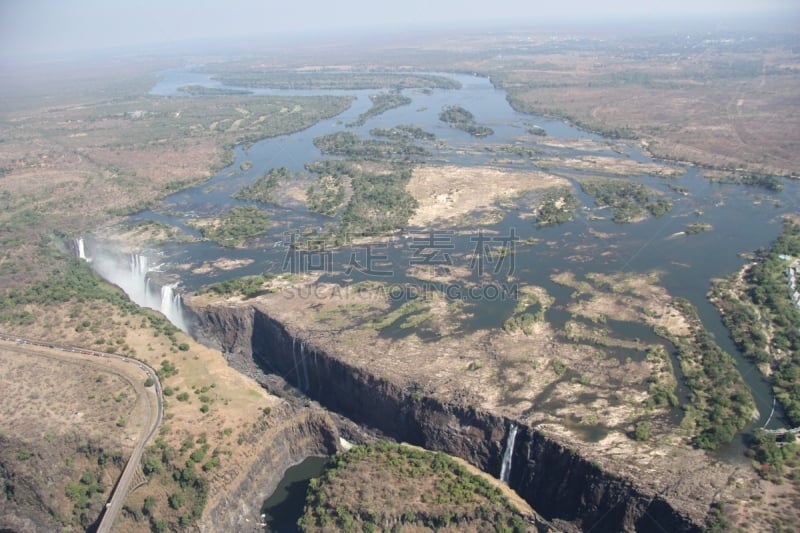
[191, 301, 702, 532]
[199, 406, 339, 533]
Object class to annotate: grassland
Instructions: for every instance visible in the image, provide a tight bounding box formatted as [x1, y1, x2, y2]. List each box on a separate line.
[0, 67, 352, 290]
[0, 342, 144, 531]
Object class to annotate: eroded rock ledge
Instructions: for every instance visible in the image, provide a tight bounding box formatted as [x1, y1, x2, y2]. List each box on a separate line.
[190, 300, 705, 532]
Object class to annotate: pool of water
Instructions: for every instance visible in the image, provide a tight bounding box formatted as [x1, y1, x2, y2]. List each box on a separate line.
[260, 456, 328, 533]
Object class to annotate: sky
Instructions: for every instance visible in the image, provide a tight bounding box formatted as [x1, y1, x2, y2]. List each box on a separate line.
[1, 0, 797, 59]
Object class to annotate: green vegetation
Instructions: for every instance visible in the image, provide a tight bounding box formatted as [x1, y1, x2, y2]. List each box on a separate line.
[15, 449, 31, 461]
[503, 290, 548, 335]
[503, 92, 639, 140]
[305, 160, 349, 217]
[200, 274, 276, 298]
[711, 221, 800, 425]
[0, 251, 183, 347]
[706, 172, 784, 192]
[578, 177, 671, 223]
[684, 222, 712, 235]
[313, 131, 427, 160]
[65, 470, 104, 516]
[633, 421, 652, 441]
[645, 345, 679, 409]
[747, 430, 798, 481]
[197, 206, 269, 247]
[139, 438, 209, 531]
[305, 161, 418, 240]
[209, 70, 461, 90]
[177, 85, 251, 96]
[299, 442, 529, 533]
[349, 93, 412, 127]
[534, 187, 581, 226]
[657, 298, 754, 450]
[370, 124, 435, 142]
[527, 125, 547, 136]
[232, 167, 298, 204]
[369, 298, 433, 332]
[438, 105, 494, 137]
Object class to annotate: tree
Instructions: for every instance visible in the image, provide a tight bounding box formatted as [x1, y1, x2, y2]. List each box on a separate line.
[633, 421, 651, 441]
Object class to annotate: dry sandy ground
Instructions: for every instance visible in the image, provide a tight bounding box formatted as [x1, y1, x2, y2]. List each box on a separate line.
[407, 165, 569, 227]
[0, 301, 279, 530]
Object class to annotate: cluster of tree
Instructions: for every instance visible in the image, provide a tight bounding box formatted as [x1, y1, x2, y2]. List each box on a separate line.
[176, 85, 251, 96]
[0, 255, 181, 347]
[64, 470, 106, 527]
[504, 95, 639, 140]
[304, 160, 417, 240]
[747, 429, 798, 481]
[299, 442, 529, 533]
[313, 131, 428, 160]
[370, 124, 436, 142]
[527, 125, 547, 136]
[712, 221, 800, 425]
[200, 274, 275, 299]
[340, 167, 418, 238]
[535, 187, 581, 226]
[232, 167, 297, 204]
[198, 206, 269, 247]
[684, 222, 712, 235]
[707, 172, 784, 192]
[349, 93, 412, 127]
[657, 298, 755, 450]
[438, 105, 494, 137]
[579, 178, 672, 223]
[129, 438, 209, 530]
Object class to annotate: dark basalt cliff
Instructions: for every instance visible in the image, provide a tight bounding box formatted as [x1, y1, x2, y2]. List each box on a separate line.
[200, 407, 339, 533]
[190, 301, 702, 533]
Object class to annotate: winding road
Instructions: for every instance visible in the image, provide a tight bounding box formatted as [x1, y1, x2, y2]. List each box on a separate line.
[0, 333, 163, 533]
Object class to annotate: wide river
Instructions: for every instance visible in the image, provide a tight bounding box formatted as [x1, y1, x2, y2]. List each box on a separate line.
[93, 69, 798, 433]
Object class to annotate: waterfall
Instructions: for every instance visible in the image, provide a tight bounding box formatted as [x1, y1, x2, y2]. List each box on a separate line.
[499, 423, 518, 484]
[160, 283, 187, 332]
[89, 248, 188, 332]
[291, 338, 302, 390]
[300, 341, 310, 392]
[76, 238, 88, 261]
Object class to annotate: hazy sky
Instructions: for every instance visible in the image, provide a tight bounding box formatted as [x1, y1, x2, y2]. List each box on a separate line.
[1, 0, 797, 59]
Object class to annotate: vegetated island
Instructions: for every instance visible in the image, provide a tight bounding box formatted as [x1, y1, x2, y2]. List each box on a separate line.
[177, 85, 252, 96]
[313, 131, 428, 160]
[232, 167, 299, 204]
[192, 206, 270, 248]
[349, 93, 413, 127]
[439, 105, 494, 137]
[577, 177, 672, 223]
[208, 71, 462, 90]
[370, 124, 436, 142]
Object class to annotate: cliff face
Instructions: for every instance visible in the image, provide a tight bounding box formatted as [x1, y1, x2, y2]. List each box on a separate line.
[192, 302, 701, 533]
[200, 406, 339, 533]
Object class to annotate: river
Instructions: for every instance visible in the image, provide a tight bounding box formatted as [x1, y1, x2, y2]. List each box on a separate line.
[87, 68, 798, 433]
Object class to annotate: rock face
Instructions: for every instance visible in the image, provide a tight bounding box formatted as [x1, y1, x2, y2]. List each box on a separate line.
[191, 301, 702, 533]
[0, 455, 57, 533]
[199, 406, 339, 533]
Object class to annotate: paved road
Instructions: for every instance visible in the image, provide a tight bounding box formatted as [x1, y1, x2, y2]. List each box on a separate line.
[0, 333, 163, 533]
